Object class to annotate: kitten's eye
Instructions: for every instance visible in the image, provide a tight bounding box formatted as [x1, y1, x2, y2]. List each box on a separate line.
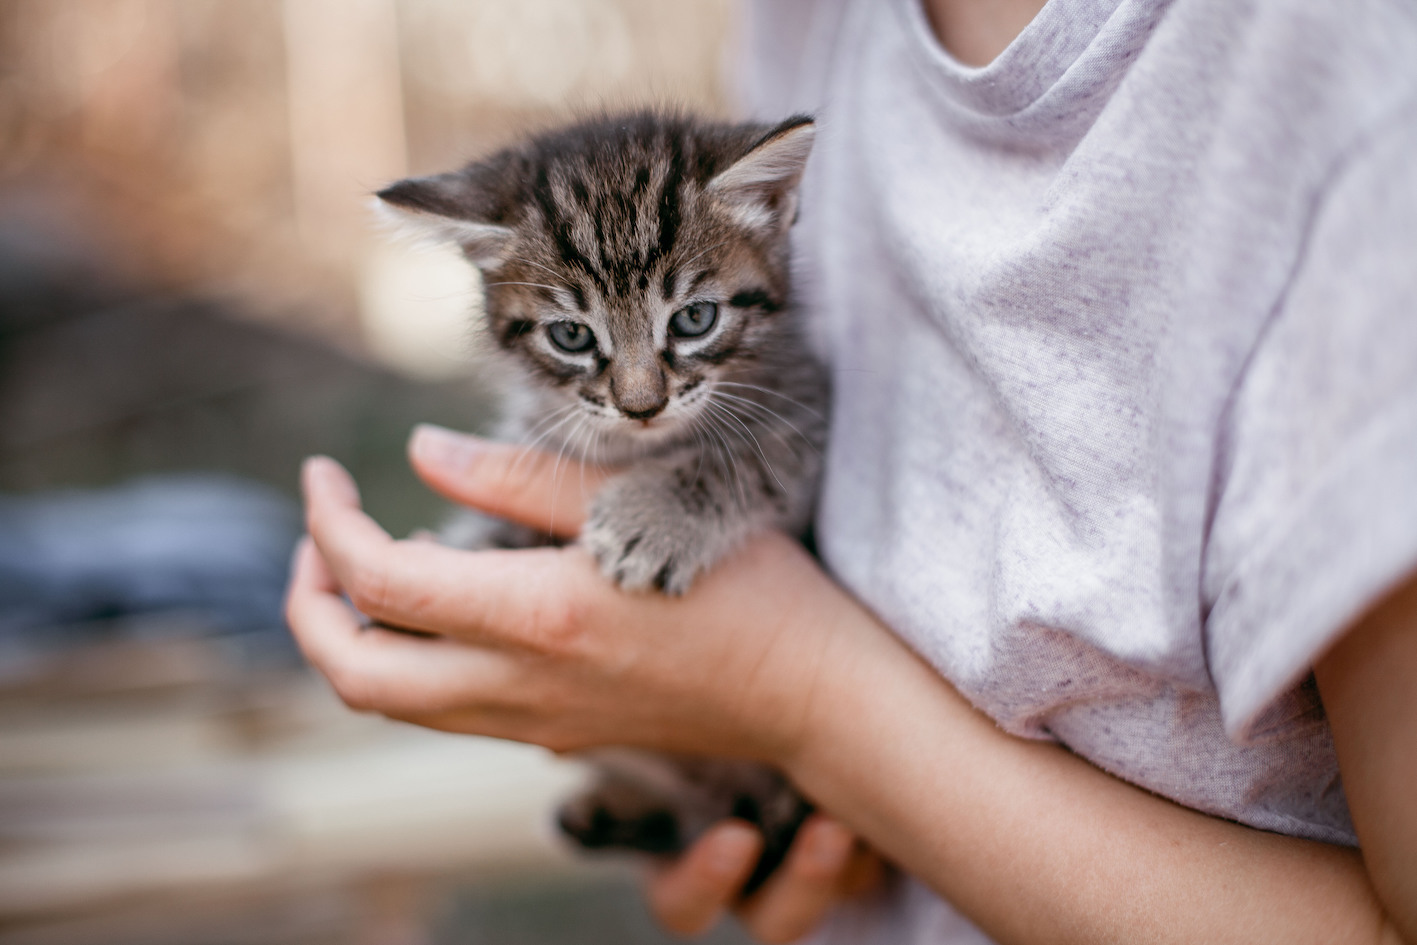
[547, 321, 595, 353]
[669, 301, 718, 338]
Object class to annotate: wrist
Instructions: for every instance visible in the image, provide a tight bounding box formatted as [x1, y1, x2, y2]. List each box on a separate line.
[777, 599, 991, 842]
[776, 594, 936, 784]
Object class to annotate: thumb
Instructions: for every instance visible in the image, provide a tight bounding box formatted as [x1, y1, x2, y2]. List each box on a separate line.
[407, 424, 615, 539]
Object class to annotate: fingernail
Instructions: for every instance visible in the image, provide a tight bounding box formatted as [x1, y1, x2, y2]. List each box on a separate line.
[708, 823, 761, 876]
[301, 456, 358, 504]
[301, 455, 333, 489]
[804, 820, 853, 870]
[410, 424, 485, 472]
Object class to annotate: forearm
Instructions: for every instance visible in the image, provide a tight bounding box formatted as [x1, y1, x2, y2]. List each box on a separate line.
[786, 613, 1398, 945]
[1315, 573, 1417, 942]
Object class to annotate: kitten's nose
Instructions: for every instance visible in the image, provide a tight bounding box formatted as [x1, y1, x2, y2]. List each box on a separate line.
[621, 403, 665, 421]
[611, 367, 668, 420]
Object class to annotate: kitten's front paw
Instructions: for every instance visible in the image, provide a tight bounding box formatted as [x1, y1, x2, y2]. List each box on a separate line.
[581, 508, 709, 595]
[557, 785, 683, 854]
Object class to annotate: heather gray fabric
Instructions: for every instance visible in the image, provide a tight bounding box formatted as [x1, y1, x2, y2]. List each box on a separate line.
[742, 0, 1417, 940]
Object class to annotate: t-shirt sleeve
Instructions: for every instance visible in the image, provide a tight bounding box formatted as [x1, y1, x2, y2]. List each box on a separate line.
[1203, 104, 1417, 742]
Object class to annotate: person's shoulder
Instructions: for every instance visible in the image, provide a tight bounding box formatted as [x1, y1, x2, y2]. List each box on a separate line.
[1226, 0, 1417, 95]
[1161, 0, 1417, 166]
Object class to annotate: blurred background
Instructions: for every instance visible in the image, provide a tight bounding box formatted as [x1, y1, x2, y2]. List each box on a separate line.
[0, 1, 754, 942]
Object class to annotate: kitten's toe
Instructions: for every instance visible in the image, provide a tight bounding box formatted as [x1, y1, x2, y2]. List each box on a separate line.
[628, 554, 697, 596]
[614, 546, 699, 595]
[582, 518, 703, 594]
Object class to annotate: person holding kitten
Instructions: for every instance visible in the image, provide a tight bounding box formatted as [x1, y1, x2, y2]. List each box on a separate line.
[286, 0, 1417, 943]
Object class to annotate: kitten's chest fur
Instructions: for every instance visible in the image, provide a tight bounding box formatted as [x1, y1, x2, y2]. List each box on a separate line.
[380, 110, 826, 887]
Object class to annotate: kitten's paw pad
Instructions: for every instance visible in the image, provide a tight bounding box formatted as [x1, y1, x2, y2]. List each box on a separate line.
[581, 516, 705, 595]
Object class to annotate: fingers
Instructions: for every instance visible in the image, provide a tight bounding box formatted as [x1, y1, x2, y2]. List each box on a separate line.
[301, 456, 450, 627]
[302, 455, 605, 648]
[839, 841, 887, 898]
[737, 816, 859, 944]
[646, 816, 881, 943]
[285, 535, 363, 661]
[408, 424, 614, 540]
[285, 536, 516, 716]
[646, 821, 764, 937]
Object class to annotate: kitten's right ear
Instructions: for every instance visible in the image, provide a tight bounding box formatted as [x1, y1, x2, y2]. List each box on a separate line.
[375, 174, 515, 270]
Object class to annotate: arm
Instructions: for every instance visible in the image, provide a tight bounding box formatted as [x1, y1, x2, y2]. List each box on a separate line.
[786, 573, 1414, 945]
[288, 429, 1415, 945]
[657, 581, 1417, 945]
[1315, 575, 1417, 941]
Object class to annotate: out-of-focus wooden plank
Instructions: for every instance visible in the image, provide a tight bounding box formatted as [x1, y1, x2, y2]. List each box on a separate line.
[0, 671, 586, 920]
[267, 729, 586, 876]
[0, 706, 238, 773]
[0, 833, 278, 915]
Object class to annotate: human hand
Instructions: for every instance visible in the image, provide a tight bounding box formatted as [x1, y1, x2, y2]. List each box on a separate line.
[647, 814, 885, 943]
[285, 424, 894, 939]
[285, 424, 877, 764]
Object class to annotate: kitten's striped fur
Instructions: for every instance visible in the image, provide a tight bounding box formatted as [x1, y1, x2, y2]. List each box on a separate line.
[378, 111, 826, 888]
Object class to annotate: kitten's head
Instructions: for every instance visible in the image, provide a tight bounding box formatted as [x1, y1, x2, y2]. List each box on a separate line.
[377, 111, 814, 449]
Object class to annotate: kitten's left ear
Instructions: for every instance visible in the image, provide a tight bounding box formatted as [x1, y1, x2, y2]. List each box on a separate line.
[375, 173, 516, 270]
[707, 115, 815, 234]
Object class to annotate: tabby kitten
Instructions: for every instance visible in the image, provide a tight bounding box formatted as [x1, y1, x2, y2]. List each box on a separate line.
[377, 111, 827, 890]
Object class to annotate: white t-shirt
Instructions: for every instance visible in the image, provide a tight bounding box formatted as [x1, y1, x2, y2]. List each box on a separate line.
[742, 0, 1417, 940]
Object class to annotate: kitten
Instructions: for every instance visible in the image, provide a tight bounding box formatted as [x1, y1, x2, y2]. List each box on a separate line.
[377, 111, 827, 890]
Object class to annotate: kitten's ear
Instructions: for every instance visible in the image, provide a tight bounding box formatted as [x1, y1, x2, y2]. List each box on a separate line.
[707, 116, 815, 234]
[375, 173, 516, 270]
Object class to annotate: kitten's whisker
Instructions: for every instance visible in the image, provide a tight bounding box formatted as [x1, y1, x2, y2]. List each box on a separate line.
[547, 416, 587, 539]
[510, 404, 581, 477]
[574, 419, 598, 509]
[588, 425, 607, 507]
[705, 400, 787, 496]
[518, 398, 578, 433]
[483, 281, 564, 292]
[713, 382, 826, 419]
[503, 256, 571, 285]
[704, 424, 740, 510]
[709, 391, 820, 456]
[688, 416, 709, 485]
[712, 397, 806, 463]
[677, 239, 733, 275]
[700, 409, 749, 510]
[577, 426, 589, 502]
[517, 401, 579, 444]
[689, 411, 724, 491]
[714, 408, 770, 507]
[508, 419, 570, 478]
[693, 410, 730, 500]
[511, 416, 580, 487]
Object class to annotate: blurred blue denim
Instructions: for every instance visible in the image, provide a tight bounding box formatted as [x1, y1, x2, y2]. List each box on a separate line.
[0, 474, 300, 662]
